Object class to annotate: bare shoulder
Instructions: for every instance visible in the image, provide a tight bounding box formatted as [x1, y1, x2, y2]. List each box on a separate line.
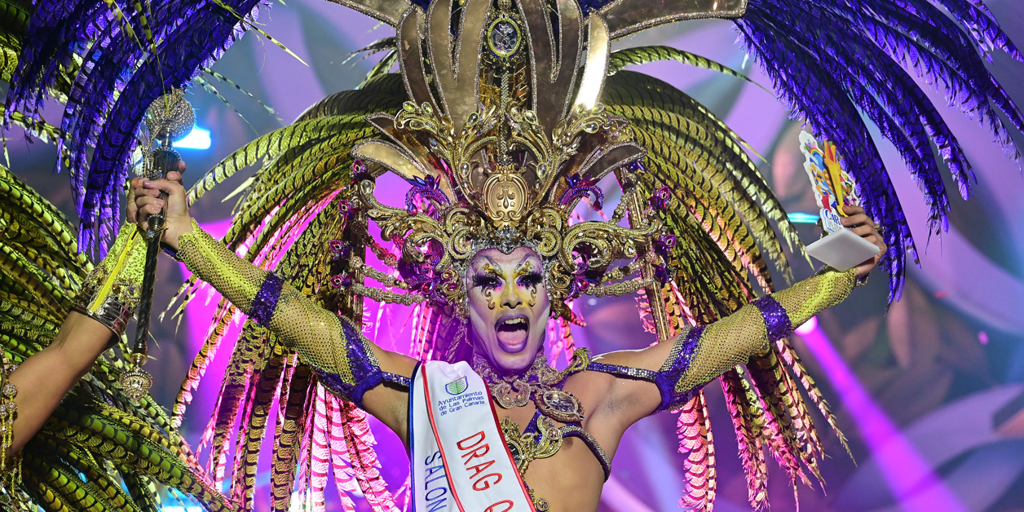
[564, 351, 662, 452]
[374, 347, 419, 379]
[564, 364, 620, 431]
[570, 337, 685, 430]
[589, 336, 679, 372]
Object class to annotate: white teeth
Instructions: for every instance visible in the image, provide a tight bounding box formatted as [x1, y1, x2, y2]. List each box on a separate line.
[501, 318, 527, 327]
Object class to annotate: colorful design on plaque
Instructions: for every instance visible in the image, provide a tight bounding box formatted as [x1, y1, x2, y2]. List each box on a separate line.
[800, 131, 864, 233]
[800, 131, 861, 215]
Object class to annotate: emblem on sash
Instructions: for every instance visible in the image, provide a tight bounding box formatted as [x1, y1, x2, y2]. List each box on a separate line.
[413, 362, 535, 511]
[445, 376, 469, 396]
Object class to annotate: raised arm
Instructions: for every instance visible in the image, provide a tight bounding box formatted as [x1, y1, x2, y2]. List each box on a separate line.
[589, 205, 884, 426]
[657, 266, 855, 411]
[4, 218, 147, 458]
[130, 171, 416, 439]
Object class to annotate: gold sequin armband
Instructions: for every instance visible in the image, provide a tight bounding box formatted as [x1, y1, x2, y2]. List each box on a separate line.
[177, 219, 270, 318]
[71, 223, 147, 340]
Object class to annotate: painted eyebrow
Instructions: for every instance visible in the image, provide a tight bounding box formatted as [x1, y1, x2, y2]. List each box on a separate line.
[481, 262, 503, 277]
[513, 260, 537, 278]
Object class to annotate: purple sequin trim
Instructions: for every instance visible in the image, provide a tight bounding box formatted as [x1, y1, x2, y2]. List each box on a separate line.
[753, 295, 792, 342]
[250, 273, 284, 327]
[653, 326, 704, 412]
[315, 321, 410, 409]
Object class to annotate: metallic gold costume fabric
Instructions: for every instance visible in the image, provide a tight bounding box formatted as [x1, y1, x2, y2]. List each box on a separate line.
[72, 224, 148, 338]
[0, 0, 1015, 508]
[178, 223, 409, 407]
[676, 268, 856, 394]
[586, 268, 856, 413]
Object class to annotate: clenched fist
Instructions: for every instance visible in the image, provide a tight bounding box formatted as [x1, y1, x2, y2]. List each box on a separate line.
[127, 160, 193, 251]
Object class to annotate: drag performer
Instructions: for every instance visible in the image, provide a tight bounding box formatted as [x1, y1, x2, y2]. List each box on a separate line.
[134, 160, 881, 512]
[3, 0, 1022, 510]
[131, 0, 889, 507]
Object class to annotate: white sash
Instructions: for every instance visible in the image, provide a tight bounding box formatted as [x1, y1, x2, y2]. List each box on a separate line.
[410, 361, 535, 512]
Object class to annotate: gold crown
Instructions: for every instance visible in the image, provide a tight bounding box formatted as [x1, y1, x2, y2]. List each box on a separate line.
[348, 0, 676, 318]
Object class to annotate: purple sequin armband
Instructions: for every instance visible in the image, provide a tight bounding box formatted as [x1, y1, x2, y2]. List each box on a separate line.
[251, 273, 285, 327]
[752, 295, 792, 342]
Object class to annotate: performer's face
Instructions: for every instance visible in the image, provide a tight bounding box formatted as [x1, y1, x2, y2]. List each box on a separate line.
[466, 248, 551, 372]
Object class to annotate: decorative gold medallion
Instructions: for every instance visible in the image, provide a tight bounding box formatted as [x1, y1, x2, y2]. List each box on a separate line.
[119, 353, 152, 402]
[536, 389, 585, 423]
[482, 164, 529, 228]
[487, 13, 522, 59]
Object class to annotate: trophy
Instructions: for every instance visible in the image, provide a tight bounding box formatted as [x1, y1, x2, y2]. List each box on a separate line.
[799, 131, 880, 271]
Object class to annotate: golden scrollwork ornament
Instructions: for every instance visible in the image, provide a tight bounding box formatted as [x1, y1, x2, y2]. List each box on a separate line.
[482, 163, 529, 229]
[501, 416, 562, 475]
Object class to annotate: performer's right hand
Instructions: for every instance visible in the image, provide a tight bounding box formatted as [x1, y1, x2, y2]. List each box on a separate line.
[128, 160, 193, 251]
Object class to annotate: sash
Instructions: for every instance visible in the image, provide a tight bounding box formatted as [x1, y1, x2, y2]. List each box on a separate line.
[410, 361, 535, 512]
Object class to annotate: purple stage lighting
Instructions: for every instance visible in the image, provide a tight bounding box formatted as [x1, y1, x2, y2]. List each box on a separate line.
[797, 321, 968, 511]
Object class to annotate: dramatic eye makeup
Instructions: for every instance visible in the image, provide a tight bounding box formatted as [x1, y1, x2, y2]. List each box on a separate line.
[472, 259, 542, 290]
[517, 271, 542, 288]
[472, 274, 502, 289]
[513, 261, 542, 288]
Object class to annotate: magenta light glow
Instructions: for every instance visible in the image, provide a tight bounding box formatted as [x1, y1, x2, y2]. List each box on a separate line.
[181, 219, 246, 477]
[797, 323, 968, 512]
[794, 315, 818, 335]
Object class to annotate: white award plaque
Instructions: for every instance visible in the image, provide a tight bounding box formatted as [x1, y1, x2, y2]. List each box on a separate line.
[806, 228, 882, 272]
[798, 131, 880, 271]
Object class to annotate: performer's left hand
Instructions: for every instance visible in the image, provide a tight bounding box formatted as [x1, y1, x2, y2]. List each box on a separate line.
[128, 160, 192, 250]
[841, 204, 886, 279]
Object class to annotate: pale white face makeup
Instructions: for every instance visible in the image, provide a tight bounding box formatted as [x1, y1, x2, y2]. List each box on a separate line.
[465, 247, 551, 373]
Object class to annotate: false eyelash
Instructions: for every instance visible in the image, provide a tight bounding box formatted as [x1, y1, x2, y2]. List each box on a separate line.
[473, 275, 501, 289]
[517, 272, 542, 287]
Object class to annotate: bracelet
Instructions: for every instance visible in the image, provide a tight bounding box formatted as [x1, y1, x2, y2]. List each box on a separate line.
[161, 242, 183, 262]
[751, 295, 793, 342]
[854, 272, 870, 288]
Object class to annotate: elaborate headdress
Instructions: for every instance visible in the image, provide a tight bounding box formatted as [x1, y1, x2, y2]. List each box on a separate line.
[167, 0, 1022, 509]
[348, 0, 667, 323]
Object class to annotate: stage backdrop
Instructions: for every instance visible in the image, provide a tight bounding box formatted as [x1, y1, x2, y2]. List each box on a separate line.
[7, 0, 1024, 510]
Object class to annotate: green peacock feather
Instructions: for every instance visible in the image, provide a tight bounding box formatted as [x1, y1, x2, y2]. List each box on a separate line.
[1, 165, 232, 511]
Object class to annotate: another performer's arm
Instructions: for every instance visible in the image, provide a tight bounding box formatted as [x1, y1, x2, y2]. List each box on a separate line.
[4, 216, 150, 458]
[590, 205, 884, 424]
[130, 174, 416, 441]
[3, 314, 114, 457]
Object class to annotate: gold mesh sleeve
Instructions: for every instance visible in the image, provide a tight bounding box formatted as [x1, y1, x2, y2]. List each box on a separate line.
[177, 222, 404, 405]
[669, 268, 856, 396]
[177, 220, 266, 314]
[776, 267, 857, 327]
[266, 285, 354, 382]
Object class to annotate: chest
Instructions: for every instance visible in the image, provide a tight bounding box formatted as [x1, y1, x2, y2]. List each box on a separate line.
[491, 398, 606, 511]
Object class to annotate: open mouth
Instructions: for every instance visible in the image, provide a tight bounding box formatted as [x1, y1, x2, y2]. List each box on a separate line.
[495, 314, 530, 352]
